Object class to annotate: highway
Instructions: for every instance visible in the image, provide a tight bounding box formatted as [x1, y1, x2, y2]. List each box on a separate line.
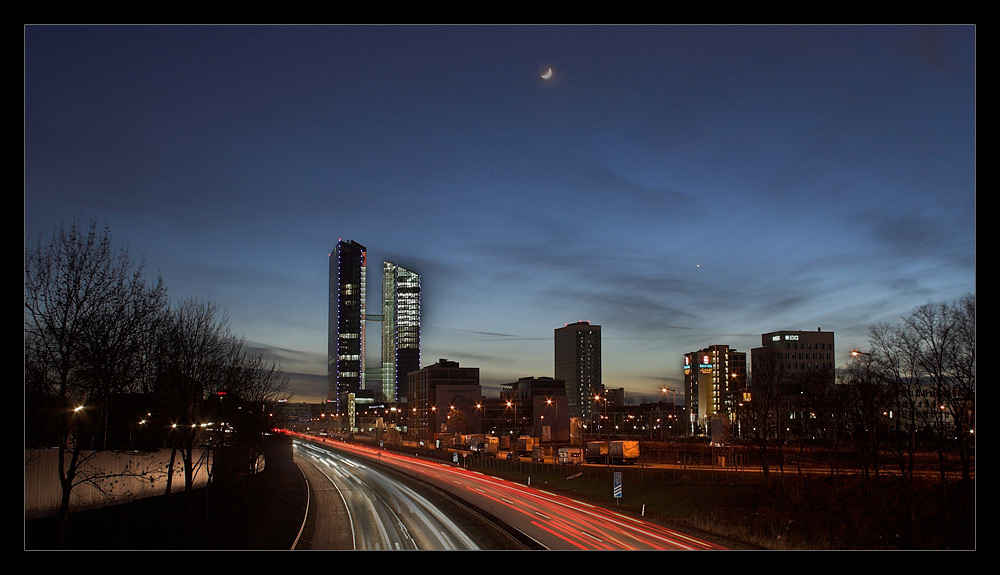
[293, 440, 486, 550]
[295, 435, 727, 550]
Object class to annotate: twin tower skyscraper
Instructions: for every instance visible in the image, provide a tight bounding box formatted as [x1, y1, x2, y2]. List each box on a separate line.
[328, 239, 420, 413]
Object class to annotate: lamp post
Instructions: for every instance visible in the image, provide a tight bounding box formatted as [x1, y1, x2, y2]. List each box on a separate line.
[546, 398, 560, 443]
[661, 387, 679, 440]
[413, 405, 438, 446]
[851, 349, 880, 468]
[411, 407, 417, 444]
[593, 394, 608, 439]
[851, 349, 871, 380]
[506, 400, 517, 438]
[430, 405, 438, 443]
[603, 395, 608, 438]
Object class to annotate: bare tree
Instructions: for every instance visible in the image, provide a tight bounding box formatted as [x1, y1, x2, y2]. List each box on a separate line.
[948, 294, 975, 483]
[743, 349, 785, 480]
[24, 220, 165, 547]
[902, 297, 976, 488]
[74, 260, 166, 450]
[839, 355, 894, 488]
[862, 294, 975, 491]
[212, 340, 290, 484]
[154, 299, 231, 495]
[791, 367, 839, 476]
[26, 220, 296, 547]
[232, 344, 291, 406]
[868, 321, 924, 482]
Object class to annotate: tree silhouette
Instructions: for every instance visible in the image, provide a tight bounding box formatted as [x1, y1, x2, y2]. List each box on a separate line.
[25, 220, 165, 547]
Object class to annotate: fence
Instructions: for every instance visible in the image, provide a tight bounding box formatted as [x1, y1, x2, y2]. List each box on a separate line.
[466, 449, 759, 485]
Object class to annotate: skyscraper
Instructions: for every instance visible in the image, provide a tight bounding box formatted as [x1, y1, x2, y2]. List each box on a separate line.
[382, 261, 421, 403]
[555, 321, 602, 419]
[329, 239, 367, 413]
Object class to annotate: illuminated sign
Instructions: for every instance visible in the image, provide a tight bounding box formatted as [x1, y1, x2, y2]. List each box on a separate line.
[700, 355, 712, 370]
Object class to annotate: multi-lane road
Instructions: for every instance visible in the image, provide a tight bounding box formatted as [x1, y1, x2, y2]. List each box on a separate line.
[292, 436, 727, 550]
[293, 440, 490, 549]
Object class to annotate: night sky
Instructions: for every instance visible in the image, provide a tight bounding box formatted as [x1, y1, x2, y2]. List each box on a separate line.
[24, 25, 976, 403]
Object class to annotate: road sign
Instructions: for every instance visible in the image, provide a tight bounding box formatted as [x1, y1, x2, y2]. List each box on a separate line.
[613, 471, 622, 498]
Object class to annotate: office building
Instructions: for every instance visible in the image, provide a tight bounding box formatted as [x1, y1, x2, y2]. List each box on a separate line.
[382, 261, 421, 403]
[407, 359, 481, 439]
[500, 376, 569, 442]
[555, 321, 602, 420]
[751, 328, 835, 392]
[328, 239, 367, 414]
[684, 345, 747, 434]
[590, 386, 626, 438]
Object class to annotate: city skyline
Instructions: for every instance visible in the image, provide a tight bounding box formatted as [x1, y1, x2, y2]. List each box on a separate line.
[24, 25, 976, 404]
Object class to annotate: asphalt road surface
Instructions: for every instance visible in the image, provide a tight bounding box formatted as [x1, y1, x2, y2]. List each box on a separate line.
[295, 436, 727, 550]
[293, 440, 523, 550]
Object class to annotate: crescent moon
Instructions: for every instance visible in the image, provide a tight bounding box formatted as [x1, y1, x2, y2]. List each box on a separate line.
[540, 66, 553, 80]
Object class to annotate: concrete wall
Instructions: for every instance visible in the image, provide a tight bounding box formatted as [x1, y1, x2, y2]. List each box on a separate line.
[25, 448, 211, 518]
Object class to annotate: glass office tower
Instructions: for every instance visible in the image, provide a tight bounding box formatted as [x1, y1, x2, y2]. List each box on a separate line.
[382, 261, 420, 403]
[329, 240, 367, 413]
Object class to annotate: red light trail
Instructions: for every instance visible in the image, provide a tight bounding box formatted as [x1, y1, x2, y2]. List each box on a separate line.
[290, 433, 726, 550]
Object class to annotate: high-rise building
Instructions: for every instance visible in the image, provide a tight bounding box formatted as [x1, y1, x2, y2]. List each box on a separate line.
[382, 261, 421, 403]
[683, 345, 747, 434]
[329, 239, 367, 413]
[555, 321, 602, 419]
[751, 328, 835, 391]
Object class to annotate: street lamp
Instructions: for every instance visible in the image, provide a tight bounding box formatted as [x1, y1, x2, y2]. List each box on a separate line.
[506, 400, 517, 438]
[475, 402, 485, 435]
[661, 387, 680, 440]
[851, 349, 872, 382]
[593, 394, 608, 439]
[546, 398, 559, 443]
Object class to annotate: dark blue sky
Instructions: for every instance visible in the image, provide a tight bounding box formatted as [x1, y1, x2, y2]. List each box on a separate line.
[24, 25, 976, 403]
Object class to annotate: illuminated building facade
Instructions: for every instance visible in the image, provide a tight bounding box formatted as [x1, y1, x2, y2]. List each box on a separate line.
[329, 239, 367, 414]
[754, 329, 835, 377]
[555, 321, 602, 420]
[683, 345, 747, 434]
[751, 328, 835, 392]
[382, 261, 421, 403]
